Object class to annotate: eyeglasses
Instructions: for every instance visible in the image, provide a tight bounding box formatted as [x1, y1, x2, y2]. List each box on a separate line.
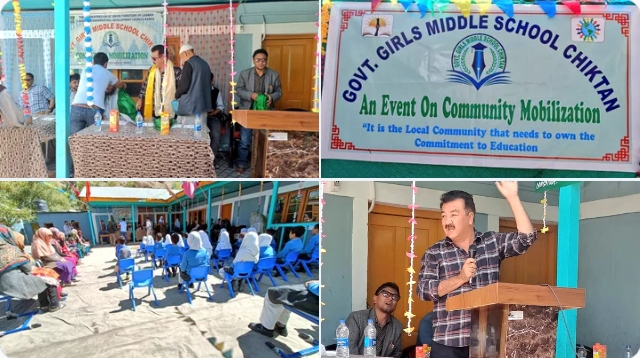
[254, 58, 267, 63]
[378, 289, 400, 301]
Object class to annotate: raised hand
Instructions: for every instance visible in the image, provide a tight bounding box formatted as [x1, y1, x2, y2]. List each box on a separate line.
[496, 181, 519, 199]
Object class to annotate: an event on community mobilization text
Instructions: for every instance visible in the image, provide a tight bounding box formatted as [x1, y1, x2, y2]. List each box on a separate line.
[321, 2, 639, 172]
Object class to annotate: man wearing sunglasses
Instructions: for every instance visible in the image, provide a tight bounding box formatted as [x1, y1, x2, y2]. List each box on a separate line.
[345, 282, 403, 357]
[137, 44, 182, 120]
[417, 182, 537, 358]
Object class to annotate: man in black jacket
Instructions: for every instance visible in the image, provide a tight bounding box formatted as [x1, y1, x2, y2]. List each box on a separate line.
[208, 73, 225, 168]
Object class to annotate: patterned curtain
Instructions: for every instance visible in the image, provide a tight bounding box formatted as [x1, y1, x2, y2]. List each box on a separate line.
[0, 12, 54, 102]
[168, 5, 236, 111]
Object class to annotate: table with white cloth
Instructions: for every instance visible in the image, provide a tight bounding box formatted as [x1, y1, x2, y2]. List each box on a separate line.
[68, 123, 215, 178]
[0, 116, 55, 178]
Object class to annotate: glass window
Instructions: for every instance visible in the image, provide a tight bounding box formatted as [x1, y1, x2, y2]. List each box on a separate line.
[121, 70, 144, 81]
[302, 189, 319, 222]
[285, 193, 303, 223]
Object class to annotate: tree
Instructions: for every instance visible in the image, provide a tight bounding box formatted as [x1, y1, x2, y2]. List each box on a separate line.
[0, 182, 80, 225]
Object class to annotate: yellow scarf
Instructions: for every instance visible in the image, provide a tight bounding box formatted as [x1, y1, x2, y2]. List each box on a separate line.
[143, 65, 157, 119]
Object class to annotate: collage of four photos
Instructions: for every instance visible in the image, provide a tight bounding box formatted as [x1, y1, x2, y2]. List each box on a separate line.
[0, 0, 638, 357]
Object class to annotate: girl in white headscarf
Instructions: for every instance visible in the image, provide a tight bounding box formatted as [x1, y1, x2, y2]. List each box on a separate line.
[220, 232, 260, 292]
[258, 233, 275, 258]
[215, 229, 232, 256]
[163, 234, 172, 246]
[178, 232, 208, 290]
[199, 230, 213, 256]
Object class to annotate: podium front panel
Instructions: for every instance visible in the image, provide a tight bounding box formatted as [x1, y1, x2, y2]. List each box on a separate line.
[468, 304, 559, 358]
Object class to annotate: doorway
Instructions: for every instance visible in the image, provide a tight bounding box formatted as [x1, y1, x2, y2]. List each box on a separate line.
[261, 34, 316, 111]
[498, 219, 558, 286]
[367, 205, 444, 349]
[220, 203, 232, 222]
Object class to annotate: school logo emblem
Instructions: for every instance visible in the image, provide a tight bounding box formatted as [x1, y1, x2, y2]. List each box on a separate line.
[102, 31, 121, 48]
[571, 17, 604, 43]
[446, 34, 511, 90]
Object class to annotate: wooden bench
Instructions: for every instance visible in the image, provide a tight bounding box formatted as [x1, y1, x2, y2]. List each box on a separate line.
[99, 234, 110, 245]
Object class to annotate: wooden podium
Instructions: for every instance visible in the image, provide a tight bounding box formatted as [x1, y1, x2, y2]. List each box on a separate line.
[233, 110, 319, 177]
[446, 283, 586, 358]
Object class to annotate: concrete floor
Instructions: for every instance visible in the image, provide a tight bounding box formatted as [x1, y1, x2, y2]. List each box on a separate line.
[0, 246, 318, 358]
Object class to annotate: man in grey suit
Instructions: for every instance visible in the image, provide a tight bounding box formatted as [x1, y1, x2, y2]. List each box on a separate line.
[345, 282, 403, 357]
[235, 49, 283, 175]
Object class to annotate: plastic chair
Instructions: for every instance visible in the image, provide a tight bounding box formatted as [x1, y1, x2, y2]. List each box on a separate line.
[294, 249, 320, 278]
[128, 268, 158, 311]
[136, 243, 146, 258]
[153, 248, 167, 270]
[253, 257, 277, 292]
[0, 295, 40, 337]
[179, 266, 214, 304]
[220, 261, 256, 298]
[212, 248, 232, 271]
[117, 258, 135, 289]
[275, 251, 301, 282]
[144, 245, 155, 262]
[163, 254, 182, 282]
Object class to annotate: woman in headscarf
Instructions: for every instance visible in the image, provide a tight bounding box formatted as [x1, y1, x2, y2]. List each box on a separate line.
[0, 225, 66, 312]
[31, 228, 76, 284]
[163, 234, 172, 246]
[258, 232, 275, 259]
[220, 231, 260, 292]
[214, 229, 232, 259]
[199, 230, 213, 257]
[178, 232, 208, 290]
[52, 231, 80, 268]
[68, 229, 89, 258]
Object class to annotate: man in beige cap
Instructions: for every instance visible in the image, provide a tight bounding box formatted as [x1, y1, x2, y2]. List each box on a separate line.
[175, 44, 212, 133]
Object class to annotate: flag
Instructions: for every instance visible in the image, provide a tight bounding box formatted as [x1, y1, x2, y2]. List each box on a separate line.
[68, 182, 80, 197]
[182, 181, 199, 199]
[85, 182, 91, 202]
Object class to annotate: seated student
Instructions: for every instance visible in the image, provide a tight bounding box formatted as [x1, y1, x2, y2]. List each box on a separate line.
[164, 233, 183, 277]
[249, 280, 319, 338]
[178, 232, 208, 290]
[299, 224, 319, 261]
[258, 231, 275, 259]
[219, 231, 259, 292]
[345, 282, 403, 358]
[114, 237, 132, 280]
[116, 237, 132, 260]
[214, 228, 232, 259]
[276, 226, 305, 263]
[199, 230, 213, 257]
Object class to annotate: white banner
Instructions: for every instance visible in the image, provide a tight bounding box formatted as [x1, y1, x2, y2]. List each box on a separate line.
[69, 10, 164, 69]
[321, 3, 640, 173]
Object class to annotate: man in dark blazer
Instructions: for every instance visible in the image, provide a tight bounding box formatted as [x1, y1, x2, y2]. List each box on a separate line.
[235, 49, 283, 175]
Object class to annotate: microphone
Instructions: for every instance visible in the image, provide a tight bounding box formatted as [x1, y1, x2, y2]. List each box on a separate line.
[468, 244, 477, 284]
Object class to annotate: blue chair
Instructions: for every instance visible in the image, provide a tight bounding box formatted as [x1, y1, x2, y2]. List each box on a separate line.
[275, 251, 301, 282]
[136, 243, 146, 258]
[212, 248, 232, 271]
[253, 257, 277, 292]
[179, 266, 214, 304]
[221, 261, 256, 298]
[144, 245, 155, 263]
[294, 249, 320, 278]
[0, 295, 40, 337]
[129, 269, 159, 311]
[154, 248, 167, 270]
[180, 247, 188, 255]
[117, 258, 135, 289]
[163, 254, 182, 282]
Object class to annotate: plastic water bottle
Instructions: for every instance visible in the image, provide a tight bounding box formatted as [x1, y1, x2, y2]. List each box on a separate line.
[94, 110, 102, 132]
[364, 319, 376, 357]
[336, 320, 349, 358]
[626, 345, 632, 358]
[194, 113, 202, 138]
[135, 111, 143, 134]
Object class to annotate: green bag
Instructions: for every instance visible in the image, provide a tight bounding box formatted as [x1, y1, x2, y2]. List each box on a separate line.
[253, 93, 269, 111]
[117, 90, 138, 120]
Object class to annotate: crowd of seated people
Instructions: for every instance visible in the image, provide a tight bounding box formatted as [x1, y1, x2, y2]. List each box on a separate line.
[0, 224, 92, 315]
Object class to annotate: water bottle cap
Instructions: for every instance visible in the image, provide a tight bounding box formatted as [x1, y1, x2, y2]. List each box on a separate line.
[339, 320, 345, 324]
[137, 111, 140, 114]
[628, 345, 631, 348]
[368, 319, 373, 324]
